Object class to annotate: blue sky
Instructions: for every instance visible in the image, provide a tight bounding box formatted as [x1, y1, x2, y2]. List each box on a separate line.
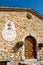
[0, 0, 43, 15]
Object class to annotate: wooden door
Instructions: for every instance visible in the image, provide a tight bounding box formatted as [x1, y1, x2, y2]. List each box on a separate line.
[24, 36, 36, 59]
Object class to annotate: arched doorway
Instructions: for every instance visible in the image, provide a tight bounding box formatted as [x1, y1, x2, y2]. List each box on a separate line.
[24, 36, 37, 59]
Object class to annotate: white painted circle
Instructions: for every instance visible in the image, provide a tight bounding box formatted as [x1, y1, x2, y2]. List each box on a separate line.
[2, 20, 16, 41]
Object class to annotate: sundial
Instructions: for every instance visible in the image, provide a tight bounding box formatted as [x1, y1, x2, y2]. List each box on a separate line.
[2, 20, 16, 41]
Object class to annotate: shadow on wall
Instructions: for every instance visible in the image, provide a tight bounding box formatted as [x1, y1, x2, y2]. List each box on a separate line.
[12, 45, 19, 53]
[38, 43, 43, 61]
[12, 41, 24, 53]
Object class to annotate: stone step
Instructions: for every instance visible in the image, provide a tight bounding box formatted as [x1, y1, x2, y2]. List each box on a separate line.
[20, 59, 40, 65]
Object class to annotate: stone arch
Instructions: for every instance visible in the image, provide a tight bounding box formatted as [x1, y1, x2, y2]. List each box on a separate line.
[24, 35, 37, 59]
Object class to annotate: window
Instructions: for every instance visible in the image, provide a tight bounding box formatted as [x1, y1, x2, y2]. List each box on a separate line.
[26, 13, 32, 19]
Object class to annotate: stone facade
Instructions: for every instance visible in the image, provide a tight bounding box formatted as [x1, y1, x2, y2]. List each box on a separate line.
[0, 7, 43, 65]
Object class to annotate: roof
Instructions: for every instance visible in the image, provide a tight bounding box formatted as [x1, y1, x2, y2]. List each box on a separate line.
[0, 6, 43, 20]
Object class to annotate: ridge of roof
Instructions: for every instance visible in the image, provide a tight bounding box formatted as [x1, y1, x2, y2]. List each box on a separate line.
[0, 6, 43, 20]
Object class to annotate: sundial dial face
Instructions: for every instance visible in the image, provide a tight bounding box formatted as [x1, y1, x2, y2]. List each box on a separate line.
[2, 20, 16, 41]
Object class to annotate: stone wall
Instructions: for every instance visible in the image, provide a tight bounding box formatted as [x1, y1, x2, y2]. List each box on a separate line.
[0, 11, 43, 65]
